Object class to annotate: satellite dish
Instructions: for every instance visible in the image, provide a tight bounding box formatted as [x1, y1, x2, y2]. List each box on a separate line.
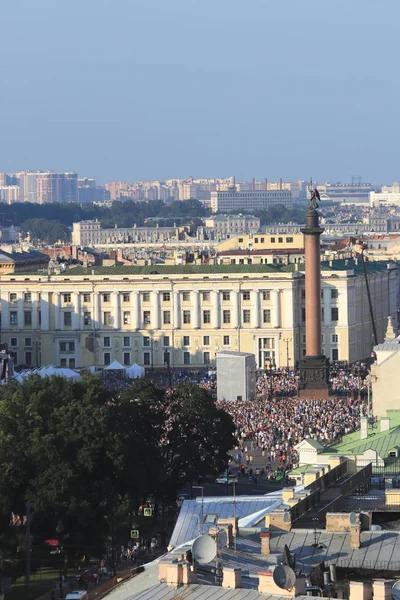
[392, 581, 400, 600]
[215, 529, 228, 549]
[192, 535, 216, 565]
[273, 565, 296, 590]
[349, 512, 358, 525]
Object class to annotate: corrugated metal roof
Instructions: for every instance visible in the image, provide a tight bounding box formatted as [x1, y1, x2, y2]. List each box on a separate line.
[169, 496, 280, 549]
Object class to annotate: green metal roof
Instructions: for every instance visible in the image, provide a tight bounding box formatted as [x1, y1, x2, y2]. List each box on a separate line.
[328, 413, 400, 459]
[53, 259, 392, 277]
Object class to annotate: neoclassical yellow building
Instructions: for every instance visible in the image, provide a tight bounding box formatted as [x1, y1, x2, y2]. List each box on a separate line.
[0, 259, 396, 370]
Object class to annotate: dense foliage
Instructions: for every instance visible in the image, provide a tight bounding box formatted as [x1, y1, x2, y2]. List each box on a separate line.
[0, 375, 234, 559]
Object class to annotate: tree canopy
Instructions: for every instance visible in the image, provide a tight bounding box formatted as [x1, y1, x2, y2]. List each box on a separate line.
[0, 375, 234, 559]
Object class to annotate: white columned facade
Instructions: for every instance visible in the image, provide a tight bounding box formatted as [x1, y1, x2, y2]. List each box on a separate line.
[252, 290, 260, 328]
[152, 291, 160, 329]
[284, 287, 294, 329]
[132, 291, 140, 330]
[112, 291, 120, 329]
[17, 294, 24, 329]
[173, 291, 180, 329]
[212, 291, 220, 328]
[40, 292, 49, 330]
[232, 291, 239, 328]
[272, 289, 280, 328]
[1, 291, 9, 330]
[192, 291, 200, 329]
[31, 292, 39, 330]
[323, 287, 331, 327]
[72, 292, 80, 329]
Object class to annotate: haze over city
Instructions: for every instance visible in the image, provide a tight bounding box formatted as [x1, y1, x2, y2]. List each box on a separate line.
[1, 0, 400, 182]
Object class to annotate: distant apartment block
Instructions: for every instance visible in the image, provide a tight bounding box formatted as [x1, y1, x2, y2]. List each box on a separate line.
[370, 191, 400, 208]
[210, 189, 293, 213]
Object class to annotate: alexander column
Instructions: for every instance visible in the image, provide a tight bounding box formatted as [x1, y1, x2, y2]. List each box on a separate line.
[299, 183, 330, 397]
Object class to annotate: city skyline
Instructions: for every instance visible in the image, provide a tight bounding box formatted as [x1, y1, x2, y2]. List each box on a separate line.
[1, 0, 400, 182]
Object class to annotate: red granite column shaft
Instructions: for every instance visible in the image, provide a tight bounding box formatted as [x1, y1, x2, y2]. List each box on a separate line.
[305, 232, 322, 357]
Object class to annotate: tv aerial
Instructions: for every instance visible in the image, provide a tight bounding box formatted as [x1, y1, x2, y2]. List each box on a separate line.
[273, 565, 296, 591]
[192, 534, 217, 565]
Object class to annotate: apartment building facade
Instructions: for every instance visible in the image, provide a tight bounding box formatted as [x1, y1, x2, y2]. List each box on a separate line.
[210, 190, 293, 213]
[0, 261, 395, 370]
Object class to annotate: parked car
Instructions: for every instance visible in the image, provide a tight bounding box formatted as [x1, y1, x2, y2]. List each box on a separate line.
[215, 472, 238, 484]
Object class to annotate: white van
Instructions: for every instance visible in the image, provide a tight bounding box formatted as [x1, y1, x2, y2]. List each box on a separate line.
[65, 592, 88, 600]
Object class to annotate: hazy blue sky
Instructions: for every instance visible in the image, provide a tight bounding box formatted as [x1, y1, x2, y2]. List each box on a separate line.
[1, 0, 399, 183]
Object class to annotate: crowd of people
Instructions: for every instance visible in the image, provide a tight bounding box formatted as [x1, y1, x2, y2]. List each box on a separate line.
[218, 395, 365, 473]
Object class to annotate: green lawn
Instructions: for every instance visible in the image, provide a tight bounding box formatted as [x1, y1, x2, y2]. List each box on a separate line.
[7, 567, 67, 600]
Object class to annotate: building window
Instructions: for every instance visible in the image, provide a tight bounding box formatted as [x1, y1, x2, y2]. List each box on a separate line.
[331, 289, 339, 299]
[84, 312, 91, 326]
[182, 292, 190, 302]
[278, 237, 283, 243]
[10, 337, 17, 347]
[332, 348, 339, 361]
[203, 351, 210, 365]
[38, 311, 41, 325]
[163, 351, 170, 366]
[263, 309, 271, 323]
[10, 311, 17, 325]
[163, 336, 170, 347]
[162, 292, 170, 302]
[163, 311, 171, 324]
[63, 294, 71, 303]
[143, 311, 151, 325]
[203, 310, 211, 324]
[142, 292, 150, 302]
[123, 352, 130, 366]
[331, 307, 339, 321]
[223, 310, 230, 324]
[183, 336, 190, 346]
[143, 352, 150, 365]
[203, 335, 210, 346]
[103, 293, 110, 302]
[83, 293, 91, 303]
[9, 293, 17, 302]
[271, 237, 275, 243]
[123, 293, 130, 302]
[104, 352, 111, 366]
[24, 292, 32, 302]
[60, 358, 67, 367]
[202, 291, 210, 301]
[301, 308, 306, 322]
[243, 310, 251, 323]
[63, 312, 72, 327]
[123, 311, 131, 325]
[286, 237, 293, 243]
[123, 336, 130, 347]
[223, 335, 230, 345]
[263, 291, 270, 301]
[331, 334, 339, 343]
[183, 310, 191, 324]
[222, 291, 230, 301]
[301, 290, 306, 300]
[143, 337, 150, 347]
[103, 312, 112, 326]
[59, 341, 75, 352]
[103, 337, 110, 347]
[24, 311, 32, 326]
[24, 337, 32, 347]
[242, 291, 250, 301]
[183, 352, 191, 365]
[25, 351, 32, 366]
